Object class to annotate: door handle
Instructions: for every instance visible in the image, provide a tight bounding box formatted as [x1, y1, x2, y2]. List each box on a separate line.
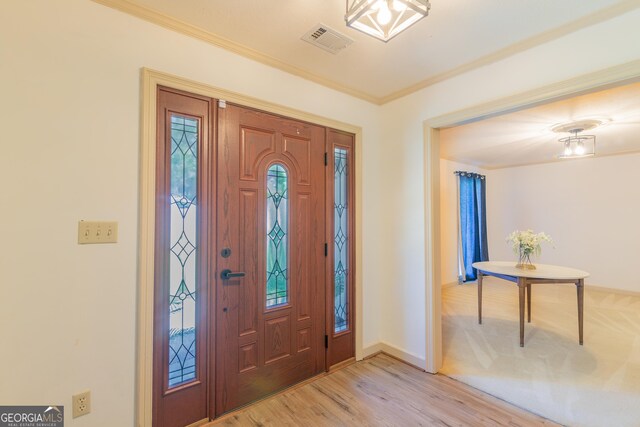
[220, 269, 246, 280]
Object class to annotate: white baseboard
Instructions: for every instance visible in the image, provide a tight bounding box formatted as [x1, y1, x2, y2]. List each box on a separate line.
[379, 342, 427, 370]
[362, 342, 427, 371]
[362, 342, 383, 358]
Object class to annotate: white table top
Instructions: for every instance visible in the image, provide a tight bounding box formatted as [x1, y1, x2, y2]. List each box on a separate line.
[472, 261, 589, 280]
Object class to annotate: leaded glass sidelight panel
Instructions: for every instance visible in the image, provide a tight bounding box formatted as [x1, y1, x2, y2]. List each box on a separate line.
[266, 164, 289, 308]
[334, 148, 349, 333]
[168, 115, 198, 388]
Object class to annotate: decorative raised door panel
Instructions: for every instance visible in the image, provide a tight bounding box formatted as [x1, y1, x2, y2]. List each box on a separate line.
[282, 136, 311, 185]
[240, 127, 276, 181]
[264, 315, 292, 364]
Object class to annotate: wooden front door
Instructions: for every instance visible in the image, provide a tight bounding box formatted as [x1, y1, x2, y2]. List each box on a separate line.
[215, 104, 326, 416]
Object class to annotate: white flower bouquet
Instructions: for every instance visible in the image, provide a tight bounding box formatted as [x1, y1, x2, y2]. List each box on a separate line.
[507, 229, 552, 269]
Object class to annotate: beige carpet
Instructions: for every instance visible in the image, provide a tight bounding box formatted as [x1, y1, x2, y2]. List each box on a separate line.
[442, 277, 640, 427]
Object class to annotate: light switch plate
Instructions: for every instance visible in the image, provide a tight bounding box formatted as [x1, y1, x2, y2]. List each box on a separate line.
[78, 221, 118, 244]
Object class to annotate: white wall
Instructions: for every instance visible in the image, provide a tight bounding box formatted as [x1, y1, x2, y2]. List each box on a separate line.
[439, 160, 487, 286]
[486, 153, 640, 292]
[0, 1, 384, 425]
[378, 8, 640, 365]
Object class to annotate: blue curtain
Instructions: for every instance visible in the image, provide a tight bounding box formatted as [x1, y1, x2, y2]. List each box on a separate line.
[457, 171, 489, 282]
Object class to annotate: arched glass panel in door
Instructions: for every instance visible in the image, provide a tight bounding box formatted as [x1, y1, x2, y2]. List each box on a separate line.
[266, 164, 289, 308]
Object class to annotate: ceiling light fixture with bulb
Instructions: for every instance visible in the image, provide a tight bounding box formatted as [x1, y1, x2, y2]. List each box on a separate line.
[558, 128, 595, 159]
[345, 0, 431, 42]
[550, 119, 604, 159]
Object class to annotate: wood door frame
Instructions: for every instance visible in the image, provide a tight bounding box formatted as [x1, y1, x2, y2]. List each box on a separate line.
[138, 68, 363, 427]
[423, 60, 640, 374]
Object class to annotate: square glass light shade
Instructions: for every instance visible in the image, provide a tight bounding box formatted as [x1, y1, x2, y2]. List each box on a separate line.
[558, 134, 596, 159]
[346, 0, 430, 42]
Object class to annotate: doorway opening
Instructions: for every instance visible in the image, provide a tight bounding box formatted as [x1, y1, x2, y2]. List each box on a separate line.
[425, 71, 640, 426]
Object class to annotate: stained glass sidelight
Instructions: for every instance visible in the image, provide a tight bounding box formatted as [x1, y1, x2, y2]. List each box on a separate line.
[168, 115, 198, 387]
[334, 148, 349, 333]
[266, 164, 289, 308]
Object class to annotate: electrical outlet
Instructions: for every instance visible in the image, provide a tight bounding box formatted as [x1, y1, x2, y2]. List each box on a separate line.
[72, 390, 91, 418]
[78, 221, 118, 244]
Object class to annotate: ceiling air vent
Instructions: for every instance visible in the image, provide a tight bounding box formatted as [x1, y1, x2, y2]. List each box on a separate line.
[301, 24, 353, 54]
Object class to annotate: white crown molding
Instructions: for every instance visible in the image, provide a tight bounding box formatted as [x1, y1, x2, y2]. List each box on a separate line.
[425, 59, 640, 129]
[92, 0, 640, 105]
[380, 0, 640, 104]
[91, 0, 380, 104]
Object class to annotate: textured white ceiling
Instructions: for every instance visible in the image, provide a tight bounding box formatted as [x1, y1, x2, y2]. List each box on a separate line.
[440, 82, 640, 169]
[119, 0, 632, 101]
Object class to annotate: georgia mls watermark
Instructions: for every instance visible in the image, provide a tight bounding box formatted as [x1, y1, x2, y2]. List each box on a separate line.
[0, 406, 64, 427]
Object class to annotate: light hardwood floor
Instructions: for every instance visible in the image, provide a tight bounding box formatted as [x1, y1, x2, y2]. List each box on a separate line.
[208, 353, 556, 426]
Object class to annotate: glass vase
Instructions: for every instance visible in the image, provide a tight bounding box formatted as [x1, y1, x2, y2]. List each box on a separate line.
[516, 250, 536, 270]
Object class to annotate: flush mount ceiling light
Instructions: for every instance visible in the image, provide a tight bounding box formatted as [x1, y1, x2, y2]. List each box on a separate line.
[551, 119, 603, 159]
[557, 129, 595, 159]
[345, 0, 431, 42]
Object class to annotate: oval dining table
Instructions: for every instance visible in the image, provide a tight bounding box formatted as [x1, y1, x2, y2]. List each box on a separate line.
[472, 261, 590, 347]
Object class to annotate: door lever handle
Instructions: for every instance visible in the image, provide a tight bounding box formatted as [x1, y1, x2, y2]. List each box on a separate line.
[220, 269, 246, 280]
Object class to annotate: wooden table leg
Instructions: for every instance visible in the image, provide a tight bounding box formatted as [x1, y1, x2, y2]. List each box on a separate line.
[478, 271, 483, 325]
[577, 279, 584, 345]
[527, 283, 531, 323]
[518, 278, 526, 347]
